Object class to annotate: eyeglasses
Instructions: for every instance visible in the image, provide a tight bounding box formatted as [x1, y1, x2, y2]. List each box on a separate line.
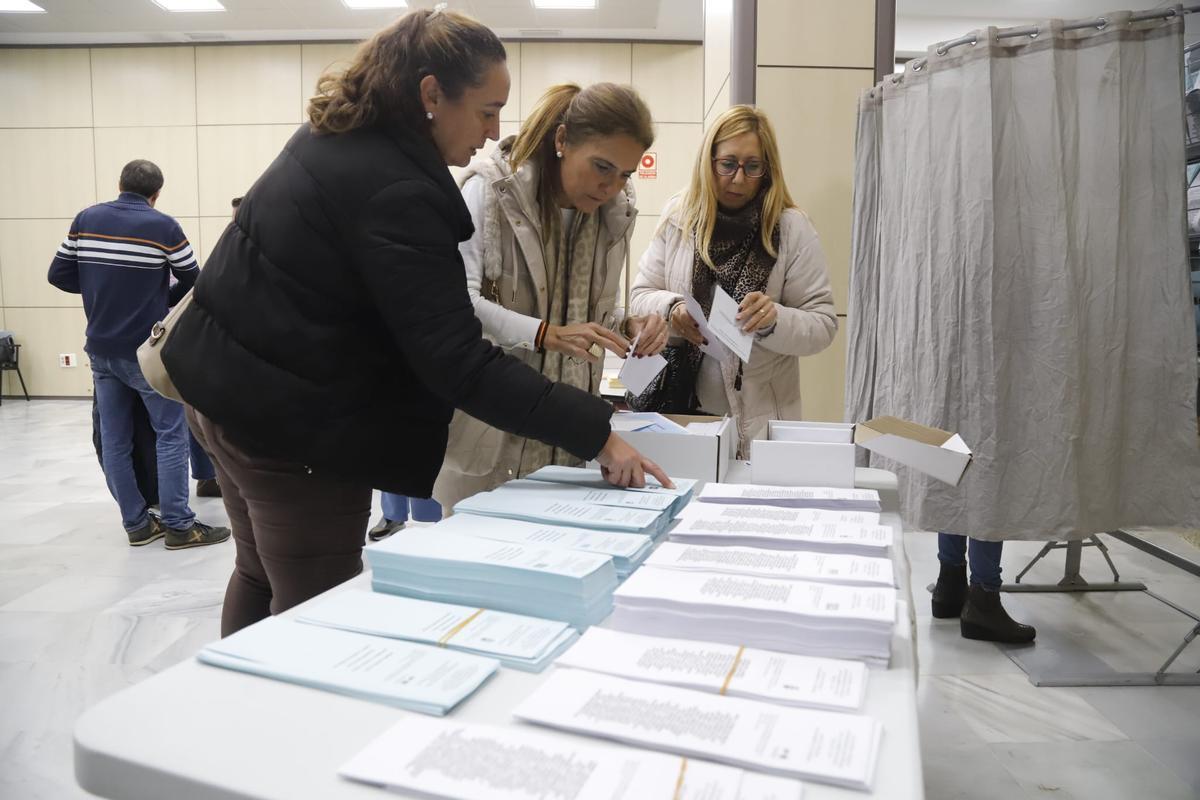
[712, 157, 766, 178]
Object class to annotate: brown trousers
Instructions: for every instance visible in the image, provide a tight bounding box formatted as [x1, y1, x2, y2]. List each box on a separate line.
[186, 407, 372, 636]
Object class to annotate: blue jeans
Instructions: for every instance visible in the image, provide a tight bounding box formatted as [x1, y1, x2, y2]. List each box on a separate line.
[381, 493, 442, 524]
[938, 533, 1003, 591]
[91, 354, 195, 532]
[189, 430, 216, 481]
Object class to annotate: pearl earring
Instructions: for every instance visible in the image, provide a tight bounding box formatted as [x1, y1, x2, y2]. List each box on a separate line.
[556, 151, 563, 158]
[426, 111, 434, 120]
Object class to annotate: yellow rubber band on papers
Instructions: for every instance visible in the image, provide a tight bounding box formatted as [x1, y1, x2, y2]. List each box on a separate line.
[672, 758, 688, 800]
[437, 608, 484, 646]
[719, 646, 745, 695]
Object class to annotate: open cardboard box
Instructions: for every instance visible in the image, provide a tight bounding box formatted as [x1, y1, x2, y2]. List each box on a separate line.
[853, 416, 972, 486]
[751, 416, 973, 488]
[590, 413, 735, 482]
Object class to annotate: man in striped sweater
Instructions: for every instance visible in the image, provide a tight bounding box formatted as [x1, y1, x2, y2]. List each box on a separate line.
[48, 159, 229, 550]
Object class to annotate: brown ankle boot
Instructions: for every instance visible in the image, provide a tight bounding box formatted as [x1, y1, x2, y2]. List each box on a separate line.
[931, 562, 968, 618]
[960, 585, 1036, 643]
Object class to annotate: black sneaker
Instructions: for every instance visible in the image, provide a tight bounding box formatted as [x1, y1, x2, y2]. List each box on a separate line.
[164, 520, 232, 550]
[196, 478, 222, 498]
[128, 516, 165, 547]
[368, 517, 405, 542]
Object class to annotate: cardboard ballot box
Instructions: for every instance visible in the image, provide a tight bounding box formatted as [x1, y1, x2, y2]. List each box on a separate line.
[589, 414, 735, 482]
[751, 417, 973, 488]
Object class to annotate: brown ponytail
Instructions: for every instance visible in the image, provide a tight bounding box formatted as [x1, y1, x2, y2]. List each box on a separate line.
[307, 9, 506, 135]
[509, 82, 655, 226]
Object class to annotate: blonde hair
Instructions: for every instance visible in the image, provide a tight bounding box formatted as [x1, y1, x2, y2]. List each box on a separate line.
[678, 105, 794, 268]
[307, 9, 506, 135]
[509, 82, 654, 227]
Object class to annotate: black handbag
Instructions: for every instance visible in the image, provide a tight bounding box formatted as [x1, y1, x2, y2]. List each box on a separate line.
[624, 344, 702, 414]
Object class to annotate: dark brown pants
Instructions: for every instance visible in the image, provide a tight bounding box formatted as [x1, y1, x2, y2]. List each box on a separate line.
[186, 406, 372, 636]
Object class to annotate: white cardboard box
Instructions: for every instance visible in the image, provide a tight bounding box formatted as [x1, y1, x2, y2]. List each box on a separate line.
[853, 416, 972, 486]
[750, 416, 973, 488]
[590, 414, 735, 482]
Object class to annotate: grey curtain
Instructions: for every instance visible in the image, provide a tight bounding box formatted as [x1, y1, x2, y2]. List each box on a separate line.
[846, 9, 1200, 540]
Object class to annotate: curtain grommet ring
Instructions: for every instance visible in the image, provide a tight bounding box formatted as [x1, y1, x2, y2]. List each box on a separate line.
[935, 44, 947, 56]
[1029, 28, 1039, 39]
[970, 36, 978, 47]
[1096, 17, 1108, 30]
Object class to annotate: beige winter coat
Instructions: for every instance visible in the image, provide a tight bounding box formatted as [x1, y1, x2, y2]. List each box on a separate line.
[433, 144, 638, 510]
[629, 195, 837, 455]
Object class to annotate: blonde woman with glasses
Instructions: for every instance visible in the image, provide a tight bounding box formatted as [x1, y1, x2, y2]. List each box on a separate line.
[629, 104, 837, 454]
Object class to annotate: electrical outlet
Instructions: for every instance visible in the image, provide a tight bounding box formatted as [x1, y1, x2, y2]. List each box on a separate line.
[59, 353, 77, 368]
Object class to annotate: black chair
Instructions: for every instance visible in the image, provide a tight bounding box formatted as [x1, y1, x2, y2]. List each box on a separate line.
[0, 331, 31, 405]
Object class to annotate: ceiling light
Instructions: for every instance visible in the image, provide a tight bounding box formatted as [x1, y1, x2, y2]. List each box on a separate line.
[0, 0, 46, 12]
[341, 0, 408, 9]
[532, 0, 596, 9]
[152, 0, 225, 11]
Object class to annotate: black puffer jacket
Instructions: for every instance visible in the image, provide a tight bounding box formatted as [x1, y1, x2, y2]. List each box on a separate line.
[163, 122, 612, 495]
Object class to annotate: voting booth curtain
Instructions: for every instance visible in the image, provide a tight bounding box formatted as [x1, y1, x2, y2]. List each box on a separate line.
[846, 9, 1200, 540]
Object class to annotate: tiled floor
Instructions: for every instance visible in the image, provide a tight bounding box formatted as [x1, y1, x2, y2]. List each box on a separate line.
[2, 400, 1199, 799]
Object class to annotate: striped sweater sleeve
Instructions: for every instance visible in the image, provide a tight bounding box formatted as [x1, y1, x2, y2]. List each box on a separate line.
[47, 215, 82, 294]
[165, 220, 199, 306]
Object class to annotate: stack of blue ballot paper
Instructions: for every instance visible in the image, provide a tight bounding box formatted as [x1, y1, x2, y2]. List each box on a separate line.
[453, 482, 673, 538]
[366, 531, 619, 628]
[433, 512, 653, 577]
[196, 616, 498, 715]
[524, 464, 698, 518]
[295, 590, 579, 672]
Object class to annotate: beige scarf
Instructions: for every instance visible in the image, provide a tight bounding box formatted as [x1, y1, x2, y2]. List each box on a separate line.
[517, 206, 601, 475]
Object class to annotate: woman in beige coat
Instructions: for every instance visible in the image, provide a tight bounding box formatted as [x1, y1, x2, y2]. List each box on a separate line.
[430, 82, 668, 512]
[629, 105, 837, 455]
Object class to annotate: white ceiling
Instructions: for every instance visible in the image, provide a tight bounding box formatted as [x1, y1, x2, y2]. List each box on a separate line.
[0, 0, 702, 45]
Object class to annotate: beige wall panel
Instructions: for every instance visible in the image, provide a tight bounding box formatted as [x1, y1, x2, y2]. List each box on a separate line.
[0, 129, 96, 219]
[91, 47, 196, 127]
[299, 42, 360, 121]
[630, 122, 701, 218]
[502, 42, 521, 123]
[704, 79, 729, 131]
[92, 126, 199, 218]
[757, 0, 876, 69]
[626, 213, 660, 310]
[0, 49, 93, 128]
[704, 0, 732, 115]
[196, 124, 296, 216]
[4, 307, 92, 396]
[196, 44, 302, 125]
[797, 319, 846, 422]
[519, 43, 632, 118]
[633, 44, 703, 123]
[197, 216, 233, 269]
[756, 67, 872, 313]
[0, 219, 83, 308]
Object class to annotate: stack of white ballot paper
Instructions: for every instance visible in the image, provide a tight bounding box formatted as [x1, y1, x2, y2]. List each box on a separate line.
[670, 502, 893, 556]
[366, 532, 618, 628]
[525, 464, 698, 517]
[340, 714, 804, 800]
[294, 590, 578, 672]
[513, 670, 883, 791]
[554, 627, 869, 712]
[196, 617, 496, 715]
[453, 484, 672, 538]
[433, 512, 653, 577]
[699, 483, 883, 513]
[645, 542, 895, 587]
[609, 567, 897, 664]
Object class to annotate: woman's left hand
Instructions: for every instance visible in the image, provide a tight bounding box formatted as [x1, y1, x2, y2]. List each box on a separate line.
[626, 314, 669, 357]
[736, 291, 778, 334]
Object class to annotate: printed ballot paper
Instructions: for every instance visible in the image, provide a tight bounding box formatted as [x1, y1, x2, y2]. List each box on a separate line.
[670, 502, 893, 556]
[645, 541, 895, 587]
[555, 627, 869, 712]
[295, 590, 578, 672]
[699, 483, 882, 513]
[525, 464, 697, 517]
[617, 332, 668, 395]
[196, 617, 497, 715]
[513, 670, 882, 790]
[340, 714, 804, 800]
[708, 286, 755, 363]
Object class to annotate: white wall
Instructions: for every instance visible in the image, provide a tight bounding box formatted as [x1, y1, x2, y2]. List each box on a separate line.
[0, 40, 703, 397]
